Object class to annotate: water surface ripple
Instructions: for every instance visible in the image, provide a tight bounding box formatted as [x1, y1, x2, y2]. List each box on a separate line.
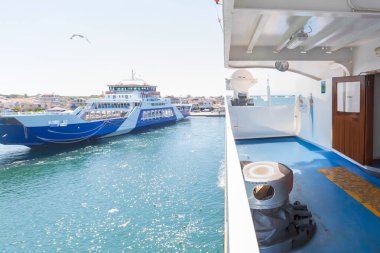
[0, 117, 225, 252]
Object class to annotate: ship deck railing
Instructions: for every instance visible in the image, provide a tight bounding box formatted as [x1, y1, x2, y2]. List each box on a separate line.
[224, 100, 260, 253]
[0, 111, 73, 116]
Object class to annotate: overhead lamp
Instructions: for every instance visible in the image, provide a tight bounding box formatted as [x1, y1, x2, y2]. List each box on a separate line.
[275, 61, 289, 72]
[286, 30, 308, 50]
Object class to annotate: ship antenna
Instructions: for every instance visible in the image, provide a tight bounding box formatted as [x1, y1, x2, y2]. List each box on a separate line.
[267, 75, 272, 107]
[131, 69, 135, 80]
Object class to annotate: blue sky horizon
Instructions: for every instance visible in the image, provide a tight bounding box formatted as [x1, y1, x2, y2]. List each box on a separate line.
[0, 0, 296, 97]
[0, 0, 227, 97]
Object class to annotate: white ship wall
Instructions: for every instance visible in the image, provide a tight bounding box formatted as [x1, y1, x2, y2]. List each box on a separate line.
[15, 114, 84, 127]
[352, 37, 380, 75]
[295, 77, 333, 149]
[229, 105, 295, 139]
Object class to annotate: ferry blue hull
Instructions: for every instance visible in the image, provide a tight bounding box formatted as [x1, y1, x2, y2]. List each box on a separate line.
[133, 117, 177, 132]
[133, 108, 177, 132]
[0, 118, 126, 147]
[0, 115, 181, 147]
[0, 105, 184, 147]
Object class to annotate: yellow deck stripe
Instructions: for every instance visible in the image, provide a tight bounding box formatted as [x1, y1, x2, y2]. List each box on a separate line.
[319, 167, 380, 217]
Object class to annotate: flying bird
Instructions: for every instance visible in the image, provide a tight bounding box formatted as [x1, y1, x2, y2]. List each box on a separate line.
[70, 34, 91, 44]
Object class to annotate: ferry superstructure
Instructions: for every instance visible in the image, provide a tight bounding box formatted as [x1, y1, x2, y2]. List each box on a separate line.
[0, 79, 184, 147]
[222, 1, 380, 253]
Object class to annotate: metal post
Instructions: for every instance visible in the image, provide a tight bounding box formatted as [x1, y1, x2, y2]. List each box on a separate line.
[267, 76, 271, 107]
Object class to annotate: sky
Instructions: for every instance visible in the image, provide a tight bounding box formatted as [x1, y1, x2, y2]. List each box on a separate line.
[0, 0, 295, 97]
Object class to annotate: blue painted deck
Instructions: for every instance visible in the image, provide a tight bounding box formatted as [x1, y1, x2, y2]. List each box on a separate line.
[236, 137, 380, 253]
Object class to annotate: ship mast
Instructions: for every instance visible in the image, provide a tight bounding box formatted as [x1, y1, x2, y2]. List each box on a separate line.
[131, 69, 135, 80]
[267, 75, 271, 107]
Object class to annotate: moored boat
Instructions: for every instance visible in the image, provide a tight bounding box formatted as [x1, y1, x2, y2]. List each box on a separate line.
[174, 103, 192, 117]
[0, 78, 184, 147]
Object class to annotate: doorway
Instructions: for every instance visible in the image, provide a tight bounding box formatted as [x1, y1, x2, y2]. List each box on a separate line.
[332, 75, 374, 165]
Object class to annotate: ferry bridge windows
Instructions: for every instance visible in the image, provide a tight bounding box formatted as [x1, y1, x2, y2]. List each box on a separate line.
[82, 109, 128, 121]
[151, 102, 165, 106]
[80, 102, 133, 121]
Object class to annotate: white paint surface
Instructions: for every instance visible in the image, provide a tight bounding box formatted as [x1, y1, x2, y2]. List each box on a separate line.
[353, 37, 380, 75]
[229, 105, 295, 139]
[295, 77, 333, 148]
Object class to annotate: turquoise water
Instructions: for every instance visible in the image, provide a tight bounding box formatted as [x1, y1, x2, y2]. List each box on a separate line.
[0, 117, 225, 252]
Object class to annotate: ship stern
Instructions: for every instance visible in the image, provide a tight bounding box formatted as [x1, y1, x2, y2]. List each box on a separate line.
[0, 117, 33, 146]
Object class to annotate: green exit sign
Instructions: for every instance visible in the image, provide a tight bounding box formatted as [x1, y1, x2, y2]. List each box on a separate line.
[321, 81, 326, 94]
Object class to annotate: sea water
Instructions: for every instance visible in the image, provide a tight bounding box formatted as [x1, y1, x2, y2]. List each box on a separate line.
[0, 117, 225, 252]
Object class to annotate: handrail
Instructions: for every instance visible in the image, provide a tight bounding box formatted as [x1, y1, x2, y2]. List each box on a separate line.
[224, 100, 260, 253]
[0, 111, 72, 116]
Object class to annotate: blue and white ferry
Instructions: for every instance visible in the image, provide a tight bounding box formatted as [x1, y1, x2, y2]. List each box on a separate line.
[0, 79, 184, 147]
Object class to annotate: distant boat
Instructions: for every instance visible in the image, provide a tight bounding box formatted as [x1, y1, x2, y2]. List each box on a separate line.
[174, 104, 192, 117]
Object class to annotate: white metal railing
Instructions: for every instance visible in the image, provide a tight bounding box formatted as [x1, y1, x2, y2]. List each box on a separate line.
[250, 95, 296, 107]
[0, 111, 72, 116]
[224, 101, 260, 253]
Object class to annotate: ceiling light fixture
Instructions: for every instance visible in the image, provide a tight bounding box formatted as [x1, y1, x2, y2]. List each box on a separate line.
[286, 30, 308, 50]
[275, 61, 290, 72]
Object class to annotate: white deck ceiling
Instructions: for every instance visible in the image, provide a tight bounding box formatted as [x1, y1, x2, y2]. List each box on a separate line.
[223, 0, 380, 79]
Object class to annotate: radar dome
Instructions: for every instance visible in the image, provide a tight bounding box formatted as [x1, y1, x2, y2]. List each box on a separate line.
[229, 70, 257, 93]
